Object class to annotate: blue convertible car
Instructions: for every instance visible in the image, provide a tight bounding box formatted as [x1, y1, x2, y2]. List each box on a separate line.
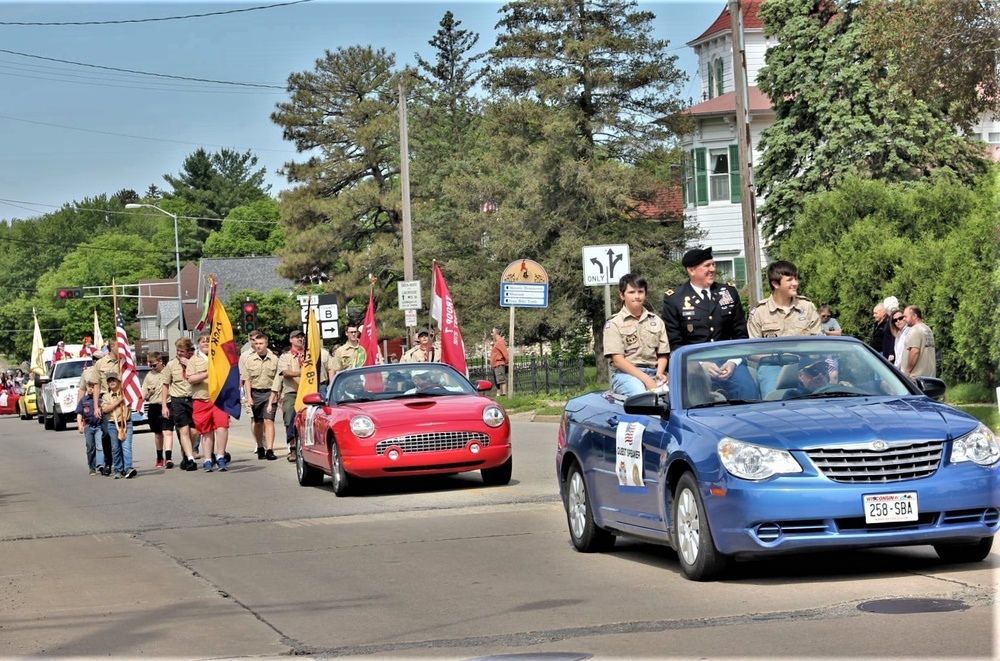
[556, 336, 999, 581]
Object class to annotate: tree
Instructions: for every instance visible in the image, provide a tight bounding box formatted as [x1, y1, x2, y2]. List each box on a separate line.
[203, 199, 284, 258]
[858, 0, 1000, 132]
[270, 46, 404, 311]
[162, 147, 271, 234]
[756, 0, 991, 246]
[777, 170, 999, 387]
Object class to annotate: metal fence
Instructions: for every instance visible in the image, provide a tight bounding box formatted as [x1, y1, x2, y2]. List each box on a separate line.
[467, 356, 587, 395]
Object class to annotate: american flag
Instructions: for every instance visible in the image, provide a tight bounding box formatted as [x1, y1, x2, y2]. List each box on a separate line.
[115, 308, 145, 412]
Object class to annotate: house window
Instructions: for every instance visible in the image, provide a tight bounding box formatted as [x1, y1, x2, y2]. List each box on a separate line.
[715, 58, 724, 97]
[714, 259, 735, 283]
[684, 152, 696, 207]
[988, 132, 1000, 144]
[707, 62, 715, 100]
[709, 149, 730, 202]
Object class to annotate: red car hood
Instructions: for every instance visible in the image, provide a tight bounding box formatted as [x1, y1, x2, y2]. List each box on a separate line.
[337, 395, 499, 427]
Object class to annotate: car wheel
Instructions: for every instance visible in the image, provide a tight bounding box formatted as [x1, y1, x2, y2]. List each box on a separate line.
[18, 404, 26, 420]
[296, 443, 324, 487]
[43, 412, 54, 430]
[53, 412, 66, 432]
[329, 439, 351, 496]
[481, 456, 513, 486]
[565, 463, 615, 552]
[672, 472, 730, 581]
[933, 536, 993, 563]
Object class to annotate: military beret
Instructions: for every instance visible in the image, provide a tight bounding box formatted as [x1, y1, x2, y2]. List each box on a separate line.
[681, 247, 713, 268]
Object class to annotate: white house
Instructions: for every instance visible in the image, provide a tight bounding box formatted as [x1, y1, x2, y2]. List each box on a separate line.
[678, 0, 999, 287]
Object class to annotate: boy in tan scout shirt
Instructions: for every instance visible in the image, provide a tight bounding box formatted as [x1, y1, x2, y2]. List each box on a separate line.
[239, 330, 280, 460]
[604, 273, 669, 396]
[748, 260, 822, 395]
[160, 337, 199, 471]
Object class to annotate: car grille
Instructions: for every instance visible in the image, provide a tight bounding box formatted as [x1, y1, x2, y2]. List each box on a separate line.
[806, 441, 943, 483]
[375, 431, 491, 455]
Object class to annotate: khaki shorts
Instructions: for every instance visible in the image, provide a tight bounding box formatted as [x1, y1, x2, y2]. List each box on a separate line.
[494, 364, 508, 385]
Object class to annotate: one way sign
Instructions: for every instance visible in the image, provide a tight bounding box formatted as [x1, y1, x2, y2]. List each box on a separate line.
[582, 244, 631, 287]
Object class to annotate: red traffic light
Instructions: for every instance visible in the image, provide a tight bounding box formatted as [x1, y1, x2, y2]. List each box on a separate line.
[56, 287, 83, 300]
[242, 302, 257, 314]
[242, 300, 258, 332]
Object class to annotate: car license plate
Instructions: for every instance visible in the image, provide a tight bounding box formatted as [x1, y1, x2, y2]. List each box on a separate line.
[864, 492, 918, 524]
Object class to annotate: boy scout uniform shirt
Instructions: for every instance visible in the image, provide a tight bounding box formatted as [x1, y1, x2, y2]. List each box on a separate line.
[186, 353, 210, 401]
[747, 295, 823, 337]
[603, 307, 670, 375]
[162, 358, 194, 399]
[92, 354, 121, 394]
[331, 343, 362, 371]
[274, 350, 303, 395]
[401, 345, 435, 363]
[141, 370, 165, 403]
[239, 349, 279, 389]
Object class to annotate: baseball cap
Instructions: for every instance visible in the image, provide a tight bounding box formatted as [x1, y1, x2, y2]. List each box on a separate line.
[289, 329, 304, 339]
[416, 327, 431, 337]
[798, 356, 827, 376]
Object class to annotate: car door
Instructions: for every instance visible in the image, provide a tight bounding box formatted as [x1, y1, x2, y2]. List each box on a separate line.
[603, 410, 671, 535]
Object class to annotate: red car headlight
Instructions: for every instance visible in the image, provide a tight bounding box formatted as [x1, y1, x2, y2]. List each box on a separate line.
[483, 405, 506, 428]
[350, 415, 375, 438]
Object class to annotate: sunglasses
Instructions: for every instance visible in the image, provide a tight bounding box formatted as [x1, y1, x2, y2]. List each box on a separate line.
[892, 316, 904, 322]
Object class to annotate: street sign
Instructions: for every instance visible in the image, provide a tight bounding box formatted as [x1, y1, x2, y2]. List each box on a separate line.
[500, 282, 548, 307]
[500, 259, 549, 308]
[404, 309, 417, 327]
[397, 280, 422, 310]
[299, 294, 339, 339]
[582, 244, 630, 286]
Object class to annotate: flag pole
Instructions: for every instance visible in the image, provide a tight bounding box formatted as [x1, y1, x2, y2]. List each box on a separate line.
[111, 279, 126, 440]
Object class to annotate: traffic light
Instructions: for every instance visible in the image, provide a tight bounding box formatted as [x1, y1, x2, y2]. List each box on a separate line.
[241, 300, 258, 332]
[56, 287, 83, 300]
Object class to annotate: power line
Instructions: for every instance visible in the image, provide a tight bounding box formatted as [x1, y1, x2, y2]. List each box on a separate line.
[0, 199, 282, 225]
[0, 114, 296, 154]
[0, 49, 284, 89]
[0, 0, 315, 26]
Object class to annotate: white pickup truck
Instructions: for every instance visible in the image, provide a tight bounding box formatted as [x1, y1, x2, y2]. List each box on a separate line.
[38, 357, 91, 431]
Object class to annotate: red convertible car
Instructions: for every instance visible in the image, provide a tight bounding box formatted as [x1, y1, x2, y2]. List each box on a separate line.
[294, 363, 512, 495]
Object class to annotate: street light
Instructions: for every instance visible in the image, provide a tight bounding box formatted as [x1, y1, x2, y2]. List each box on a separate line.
[125, 203, 184, 333]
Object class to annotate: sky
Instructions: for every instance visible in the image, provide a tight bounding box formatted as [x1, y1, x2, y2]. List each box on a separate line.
[0, 0, 725, 222]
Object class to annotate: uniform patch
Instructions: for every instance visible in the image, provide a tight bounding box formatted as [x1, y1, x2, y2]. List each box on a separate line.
[718, 289, 734, 306]
[665, 289, 674, 296]
[603, 320, 611, 330]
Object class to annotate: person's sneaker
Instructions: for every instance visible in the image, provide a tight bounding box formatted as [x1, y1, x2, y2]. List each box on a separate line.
[99, 465, 110, 476]
[265, 449, 277, 461]
[204, 460, 214, 473]
[184, 459, 197, 472]
[155, 459, 164, 468]
[179, 457, 189, 470]
[89, 468, 97, 476]
[114, 472, 123, 479]
[216, 456, 228, 472]
[257, 447, 266, 460]
[125, 468, 137, 479]
[165, 459, 174, 469]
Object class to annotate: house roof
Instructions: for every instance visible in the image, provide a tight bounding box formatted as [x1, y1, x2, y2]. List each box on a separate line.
[137, 262, 200, 319]
[685, 86, 772, 116]
[635, 185, 683, 220]
[690, 0, 765, 45]
[197, 256, 296, 305]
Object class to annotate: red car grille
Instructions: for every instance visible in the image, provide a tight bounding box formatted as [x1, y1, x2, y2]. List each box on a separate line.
[375, 431, 491, 455]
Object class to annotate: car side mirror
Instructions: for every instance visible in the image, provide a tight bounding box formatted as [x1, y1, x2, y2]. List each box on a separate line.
[38, 376, 50, 385]
[302, 392, 324, 406]
[913, 376, 946, 401]
[623, 391, 670, 417]
[475, 379, 493, 392]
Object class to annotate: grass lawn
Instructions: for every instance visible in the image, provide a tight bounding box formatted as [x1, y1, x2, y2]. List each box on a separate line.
[954, 405, 1000, 433]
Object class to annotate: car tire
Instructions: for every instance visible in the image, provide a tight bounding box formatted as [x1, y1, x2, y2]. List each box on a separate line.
[565, 463, 615, 552]
[481, 456, 513, 486]
[933, 536, 993, 563]
[672, 472, 730, 581]
[53, 412, 66, 432]
[296, 443, 324, 487]
[328, 438, 352, 496]
[18, 404, 27, 420]
[43, 412, 54, 430]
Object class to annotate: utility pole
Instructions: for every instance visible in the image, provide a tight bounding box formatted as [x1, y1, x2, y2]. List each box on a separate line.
[729, 0, 763, 304]
[399, 80, 415, 346]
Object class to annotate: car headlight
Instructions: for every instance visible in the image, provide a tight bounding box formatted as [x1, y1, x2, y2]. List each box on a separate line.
[950, 424, 1000, 466]
[349, 415, 375, 438]
[483, 405, 506, 428]
[718, 437, 803, 481]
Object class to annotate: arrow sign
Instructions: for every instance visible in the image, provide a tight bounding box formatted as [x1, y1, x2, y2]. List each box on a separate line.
[582, 244, 630, 286]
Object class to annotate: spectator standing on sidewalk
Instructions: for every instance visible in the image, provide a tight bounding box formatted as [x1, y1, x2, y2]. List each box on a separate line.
[489, 327, 510, 396]
[902, 306, 936, 378]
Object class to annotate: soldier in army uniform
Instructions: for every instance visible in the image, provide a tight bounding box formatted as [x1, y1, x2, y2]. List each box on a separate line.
[661, 247, 757, 400]
[748, 260, 823, 394]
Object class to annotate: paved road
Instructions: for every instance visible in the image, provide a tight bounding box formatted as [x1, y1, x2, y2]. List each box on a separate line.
[0, 412, 996, 659]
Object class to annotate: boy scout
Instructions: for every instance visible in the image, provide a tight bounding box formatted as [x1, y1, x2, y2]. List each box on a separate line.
[604, 273, 669, 396]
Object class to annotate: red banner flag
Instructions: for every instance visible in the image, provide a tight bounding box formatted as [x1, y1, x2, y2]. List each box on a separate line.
[359, 290, 384, 391]
[430, 262, 467, 376]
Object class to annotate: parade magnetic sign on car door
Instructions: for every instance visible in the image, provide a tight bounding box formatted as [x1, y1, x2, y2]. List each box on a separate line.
[616, 421, 644, 487]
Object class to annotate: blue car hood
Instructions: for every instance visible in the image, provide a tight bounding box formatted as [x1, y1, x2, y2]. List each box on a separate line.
[686, 397, 980, 450]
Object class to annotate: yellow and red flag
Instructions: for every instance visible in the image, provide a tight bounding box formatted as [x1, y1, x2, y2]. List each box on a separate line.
[206, 278, 241, 418]
[295, 305, 321, 410]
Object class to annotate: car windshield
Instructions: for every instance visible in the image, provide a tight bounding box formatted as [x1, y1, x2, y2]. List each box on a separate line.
[679, 339, 913, 409]
[52, 360, 87, 380]
[328, 363, 477, 405]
